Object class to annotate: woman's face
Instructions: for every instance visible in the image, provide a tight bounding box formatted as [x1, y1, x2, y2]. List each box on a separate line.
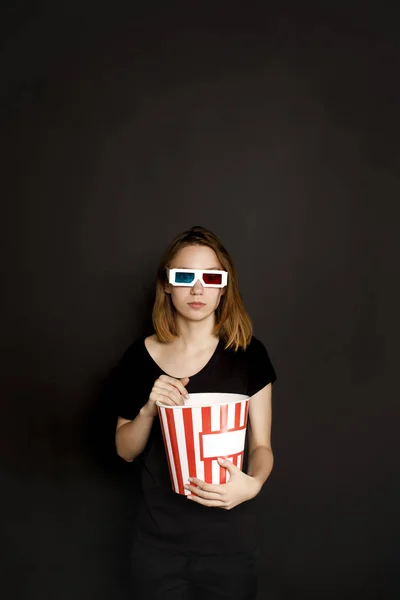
[165, 244, 226, 324]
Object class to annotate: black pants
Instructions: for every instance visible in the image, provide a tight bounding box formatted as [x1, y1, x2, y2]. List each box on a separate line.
[131, 535, 258, 600]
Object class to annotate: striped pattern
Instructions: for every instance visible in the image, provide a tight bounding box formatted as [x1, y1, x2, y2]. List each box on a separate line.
[158, 397, 249, 496]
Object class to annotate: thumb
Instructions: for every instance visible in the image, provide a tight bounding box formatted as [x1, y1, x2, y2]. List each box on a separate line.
[217, 457, 238, 473]
[180, 377, 190, 385]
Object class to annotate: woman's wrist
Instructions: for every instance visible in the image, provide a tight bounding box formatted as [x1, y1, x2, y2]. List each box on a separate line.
[140, 403, 156, 419]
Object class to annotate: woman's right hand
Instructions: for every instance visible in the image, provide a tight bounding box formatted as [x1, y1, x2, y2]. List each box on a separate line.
[143, 375, 190, 417]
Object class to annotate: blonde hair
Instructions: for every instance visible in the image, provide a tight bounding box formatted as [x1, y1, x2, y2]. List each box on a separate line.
[152, 226, 253, 351]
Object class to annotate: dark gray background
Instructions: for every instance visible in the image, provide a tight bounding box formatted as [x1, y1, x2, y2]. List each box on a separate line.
[1, 3, 399, 599]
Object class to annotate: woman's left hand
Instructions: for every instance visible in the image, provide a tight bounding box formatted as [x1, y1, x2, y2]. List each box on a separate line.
[184, 457, 261, 510]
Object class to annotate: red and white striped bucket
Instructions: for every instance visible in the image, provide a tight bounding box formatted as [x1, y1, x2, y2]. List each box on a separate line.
[156, 393, 249, 495]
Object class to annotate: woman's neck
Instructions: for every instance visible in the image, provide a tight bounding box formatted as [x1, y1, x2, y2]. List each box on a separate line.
[172, 315, 218, 353]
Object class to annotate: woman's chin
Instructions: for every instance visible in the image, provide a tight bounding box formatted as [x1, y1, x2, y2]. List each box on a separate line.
[178, 309, 214, 322]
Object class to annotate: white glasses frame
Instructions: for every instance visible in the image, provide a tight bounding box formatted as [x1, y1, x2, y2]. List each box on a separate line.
[166, 267, 228, 288]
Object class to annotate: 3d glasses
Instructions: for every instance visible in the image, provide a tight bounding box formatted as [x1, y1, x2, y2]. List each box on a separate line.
[166, 268, 228, 288]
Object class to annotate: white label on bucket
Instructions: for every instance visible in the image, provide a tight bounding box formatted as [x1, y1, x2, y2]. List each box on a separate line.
[201, 428, 246, 459]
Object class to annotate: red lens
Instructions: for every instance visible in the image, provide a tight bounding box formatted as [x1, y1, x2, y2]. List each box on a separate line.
[203, 272, 222, 285]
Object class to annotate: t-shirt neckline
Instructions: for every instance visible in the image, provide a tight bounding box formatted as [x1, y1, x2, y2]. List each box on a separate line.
[143, 337, 222, 380]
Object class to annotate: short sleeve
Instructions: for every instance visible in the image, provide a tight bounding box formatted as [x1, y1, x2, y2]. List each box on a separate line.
[246, 336, 277, 397]
[107, 339, 147, 420]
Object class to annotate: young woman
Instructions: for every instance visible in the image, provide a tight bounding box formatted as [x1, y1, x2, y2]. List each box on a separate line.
[113, 225, 276, 600]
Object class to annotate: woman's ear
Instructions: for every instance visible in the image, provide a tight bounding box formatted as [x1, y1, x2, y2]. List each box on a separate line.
[165, 283, 172, 294]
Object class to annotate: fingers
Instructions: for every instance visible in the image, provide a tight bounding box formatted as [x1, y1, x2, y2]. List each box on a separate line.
[153, 382, 185, 405]
[148, 374, 190, 413]
[184, 483, 222, 502]
[159, 374, 189, 398]
[149, 391, 181, 407]
[185, 486, 229, 509]
[150, 374, 190, 407]
[145, 374, 190, 416]
[185, 478, 225, 499]
[184, 479, 232, 509]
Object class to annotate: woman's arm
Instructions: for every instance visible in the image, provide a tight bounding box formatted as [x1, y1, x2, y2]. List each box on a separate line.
[115, 404, 155, 462]
[115, 374, 189, 462]
[246, 383, 274, 490]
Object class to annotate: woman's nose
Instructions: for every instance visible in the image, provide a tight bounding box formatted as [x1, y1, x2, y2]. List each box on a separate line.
[191, 279, 204, 292]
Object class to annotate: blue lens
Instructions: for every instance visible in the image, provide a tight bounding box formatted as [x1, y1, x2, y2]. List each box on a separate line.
[175, 271, 195, 284]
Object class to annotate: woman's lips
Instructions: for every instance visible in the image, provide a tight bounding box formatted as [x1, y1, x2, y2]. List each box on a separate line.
[188, 302, 206, 309]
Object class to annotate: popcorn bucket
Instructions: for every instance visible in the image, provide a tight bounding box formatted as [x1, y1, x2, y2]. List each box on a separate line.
[156, 393, 249, 495]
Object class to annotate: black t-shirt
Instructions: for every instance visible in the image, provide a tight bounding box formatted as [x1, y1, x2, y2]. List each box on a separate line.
[112, 335, 277, 554]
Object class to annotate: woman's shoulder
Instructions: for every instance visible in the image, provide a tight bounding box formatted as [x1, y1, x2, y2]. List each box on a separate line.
[245, 335, 277, 385]
[235, 335, 268, 355]
[144, 333, 159, 352]
[118, 335, 148, 363]
[222, 335, 269, 362]
[248, 335, 265, 348]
